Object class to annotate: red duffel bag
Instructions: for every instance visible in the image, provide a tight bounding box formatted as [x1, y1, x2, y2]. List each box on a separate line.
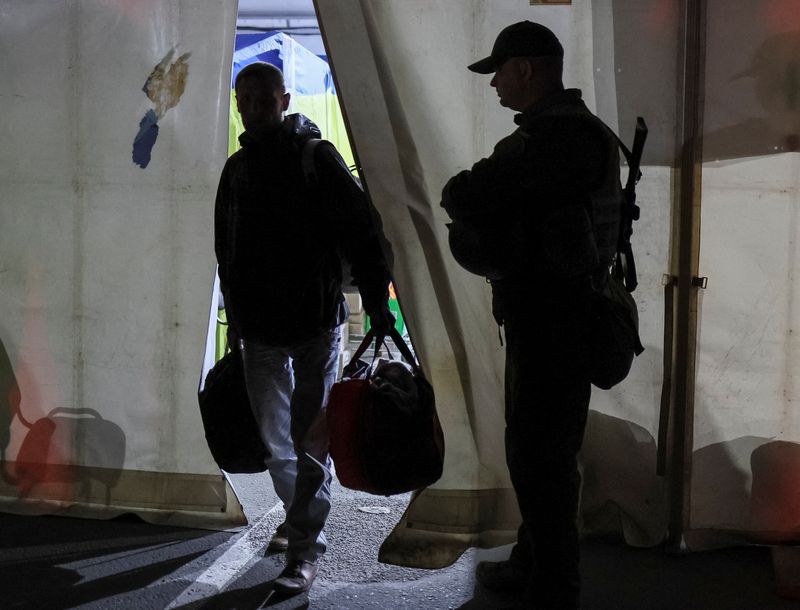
[327, 327, 444, 496]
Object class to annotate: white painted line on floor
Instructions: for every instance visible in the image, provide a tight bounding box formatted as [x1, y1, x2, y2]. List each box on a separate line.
[163, 502, 283, 609]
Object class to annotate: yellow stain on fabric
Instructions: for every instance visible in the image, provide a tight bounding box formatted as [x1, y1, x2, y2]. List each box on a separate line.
[144, 48, 192, 119]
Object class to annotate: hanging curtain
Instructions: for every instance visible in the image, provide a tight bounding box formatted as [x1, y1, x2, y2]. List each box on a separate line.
[0, 0, 243, 528]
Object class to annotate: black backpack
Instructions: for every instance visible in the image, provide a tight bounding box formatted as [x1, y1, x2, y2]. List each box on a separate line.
[197, 349, 268, 473]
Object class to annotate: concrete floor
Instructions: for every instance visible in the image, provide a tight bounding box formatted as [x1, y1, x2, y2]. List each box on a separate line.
[1, 470, 798, 609]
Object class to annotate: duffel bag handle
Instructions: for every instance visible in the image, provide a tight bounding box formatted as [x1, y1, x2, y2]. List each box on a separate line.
[342, 327, 423, 379]
[342, 329, 398, 376]
[388, 327, 422, 376]
[342, 329, 380, 379]
[350, 329, 375, 364]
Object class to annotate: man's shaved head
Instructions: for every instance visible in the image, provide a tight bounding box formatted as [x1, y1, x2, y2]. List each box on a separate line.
[235, 62, 285, 94]
[234, 62, 290, 132]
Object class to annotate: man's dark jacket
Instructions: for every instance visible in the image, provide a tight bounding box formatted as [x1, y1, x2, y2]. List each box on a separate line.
[215, 113, 392, 345]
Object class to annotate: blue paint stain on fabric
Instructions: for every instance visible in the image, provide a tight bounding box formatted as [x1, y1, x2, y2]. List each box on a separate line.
[132, 109, 159, 169]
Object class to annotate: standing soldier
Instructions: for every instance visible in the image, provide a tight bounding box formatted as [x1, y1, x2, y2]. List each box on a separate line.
[442, 22, 622, 609]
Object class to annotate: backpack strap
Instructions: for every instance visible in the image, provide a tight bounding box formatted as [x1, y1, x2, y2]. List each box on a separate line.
[300, 137, 363, 292]
[302, 137, 363, 189]
[301, 137, 325, 186]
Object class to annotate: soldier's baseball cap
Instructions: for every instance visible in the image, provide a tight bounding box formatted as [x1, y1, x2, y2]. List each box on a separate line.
[468, 21, 564, 74]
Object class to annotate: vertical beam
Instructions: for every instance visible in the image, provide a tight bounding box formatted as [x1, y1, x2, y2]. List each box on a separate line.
[667, 0, 707, 551]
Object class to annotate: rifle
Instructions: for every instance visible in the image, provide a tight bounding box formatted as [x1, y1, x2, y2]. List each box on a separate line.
[612, 117, 648, 293]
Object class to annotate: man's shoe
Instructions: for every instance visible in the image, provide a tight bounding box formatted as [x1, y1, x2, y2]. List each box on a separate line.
[274, 559, 318, 595]
[475, 558, 529, 591]
[267, 522, 288, 553]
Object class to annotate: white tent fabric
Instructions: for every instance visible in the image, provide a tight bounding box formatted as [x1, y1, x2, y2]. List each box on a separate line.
[315, 0, 673, 566]
[690, 0, 800, 545]
[0, 0, 243, 528]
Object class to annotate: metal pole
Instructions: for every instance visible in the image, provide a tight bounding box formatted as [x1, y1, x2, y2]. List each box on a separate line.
[666, 0, 707, 551]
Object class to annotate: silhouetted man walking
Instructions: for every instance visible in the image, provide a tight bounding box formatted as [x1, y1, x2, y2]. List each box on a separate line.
[215, 62, 393, 596]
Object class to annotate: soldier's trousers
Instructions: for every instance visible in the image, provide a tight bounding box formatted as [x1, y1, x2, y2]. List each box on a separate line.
[503, 301, 592, 609]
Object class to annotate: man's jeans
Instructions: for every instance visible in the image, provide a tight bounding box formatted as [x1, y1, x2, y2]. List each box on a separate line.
[240, 327, 341, 562]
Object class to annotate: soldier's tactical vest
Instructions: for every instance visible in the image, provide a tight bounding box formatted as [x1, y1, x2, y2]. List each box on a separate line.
[534, 103, 624, 289]
[446, 100, 625, 286]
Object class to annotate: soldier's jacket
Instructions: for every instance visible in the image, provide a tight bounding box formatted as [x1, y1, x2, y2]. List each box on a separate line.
[441, 88, 622, 323]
